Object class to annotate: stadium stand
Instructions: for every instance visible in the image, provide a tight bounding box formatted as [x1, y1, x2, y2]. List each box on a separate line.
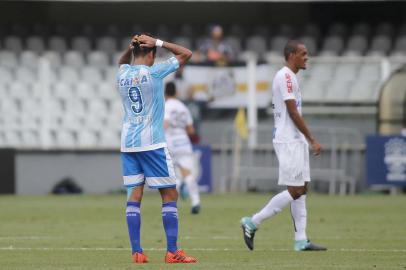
[0, 22, 404, 149]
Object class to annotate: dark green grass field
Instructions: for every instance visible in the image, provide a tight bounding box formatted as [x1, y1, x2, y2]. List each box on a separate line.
[0, 193, 405, 270]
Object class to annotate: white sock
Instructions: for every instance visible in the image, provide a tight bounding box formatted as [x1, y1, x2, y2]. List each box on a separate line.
[290, 194, 307, 241]
[252, 190, 294, 227]
[184, 174, 200, 207]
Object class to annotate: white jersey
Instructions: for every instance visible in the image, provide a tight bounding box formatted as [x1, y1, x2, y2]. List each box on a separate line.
[164, 98, 193, 155]
[272, 66, 306, 143]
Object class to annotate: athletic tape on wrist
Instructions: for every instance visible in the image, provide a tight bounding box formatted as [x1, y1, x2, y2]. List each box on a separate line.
[155, 39, 163, 47]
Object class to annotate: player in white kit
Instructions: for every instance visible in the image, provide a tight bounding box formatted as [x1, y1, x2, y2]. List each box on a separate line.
[241, 40, 327, 251]
[164, 82, 201, 214]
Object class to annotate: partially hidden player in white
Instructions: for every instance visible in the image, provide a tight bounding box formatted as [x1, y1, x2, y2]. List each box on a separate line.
[241, 40, 327, 252]
[117, 33, 197, 264]
[164, 81, 201, 214]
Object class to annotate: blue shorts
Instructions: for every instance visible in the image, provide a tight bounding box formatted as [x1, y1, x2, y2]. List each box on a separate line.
[121, 147, 177, 189]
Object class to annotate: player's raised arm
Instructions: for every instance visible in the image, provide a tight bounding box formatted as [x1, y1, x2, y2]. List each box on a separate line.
[118, 36, 137, 66]
[285, 100, 321, 155]
[136, 35, 192, 66]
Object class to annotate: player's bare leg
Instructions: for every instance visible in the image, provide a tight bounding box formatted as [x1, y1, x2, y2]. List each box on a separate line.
[126, 185, 149, 263]
[159, 188, 197, 263]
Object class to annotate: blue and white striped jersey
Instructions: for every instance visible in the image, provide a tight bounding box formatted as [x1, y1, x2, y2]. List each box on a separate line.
[117, 57, 180, 152]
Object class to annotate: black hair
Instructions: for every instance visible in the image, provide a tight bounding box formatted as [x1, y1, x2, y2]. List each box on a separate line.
[165, 81, 176, 97]
[284, 40, 303, 61]
[132, 32, 157, 58]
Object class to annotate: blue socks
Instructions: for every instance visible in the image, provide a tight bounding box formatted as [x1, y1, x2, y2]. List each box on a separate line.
[162, 201, 179, 253]
[126, 201, 142, 253]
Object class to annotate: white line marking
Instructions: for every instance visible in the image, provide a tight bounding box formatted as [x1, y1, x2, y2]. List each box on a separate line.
[0, 247, 405, 253]
[0, 236, 58, 240]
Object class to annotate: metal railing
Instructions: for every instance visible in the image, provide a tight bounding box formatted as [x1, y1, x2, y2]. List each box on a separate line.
[219, 125, 364, 195]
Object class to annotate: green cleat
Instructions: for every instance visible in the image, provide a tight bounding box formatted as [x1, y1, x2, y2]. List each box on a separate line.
[294, 240, 327, 251]
[240, 217, 257, 250]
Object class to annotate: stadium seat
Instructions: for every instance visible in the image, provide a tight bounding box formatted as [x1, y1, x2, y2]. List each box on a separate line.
[0, 67, 14, 84]
[97, 82, 117, 99]
[324, 80, 351, 102]
[59, 66, 80, 84]
[358, 63, 381, 82]
[252, 25, 270, 38]
[301, 80, 326, 102]
[320, 36, 344, 56]
[55, 129, 77, 148]
[81, 66, 103, 84]
[344, 35, 368, 56]
[277, 24, 295, 38]
[88, 51, 109, 67]
[8, 81, 29, 99]
[53, 82, 75, 99]
[104, 66, 117, 83]
[352, 22, 371, 37]
[9, 24, 28, 37]
[48, 36, 68, 53]
[87, 99, 108, 114]
[224, 36, 242, 56]
[327, 22, 348, 37]
[42, 51, 63, 68]
[32, 23, 51, 37]
[64, 51, 85, 68]
[348, 80, 380, 102]
[368, 35, 392, 56]
[333, 61, 360, 82]
[96, 36, 117, 55]
[71, 36, 92, 54]
[77, 130, 99, 148]
[26, 36, 45, 54]
[20, 51, 39, 70]
[75, 81, 96, 100]
[156, 24, 172, 40]
[298, 36, 317, 56]
[375, 22, 394, 37]
[21, 129, 40, 148]
[269, 36, 289, 55]
[99, 130, 120, 148]
[4, 36, 23, 53]
[173, 36, 193, 50]
[245, 35, 267, 58]
[308, 61, 336, 82]
[15, 67, 37, 84]
[31, 82, 45, 99]
[302, 23, 321, 39]
[0, 51, 19, 68]
[4, 130, 23, 147]
[393, 36, 406, 55]
[229, 24, 246, 37]
[179, 24, 195, 38]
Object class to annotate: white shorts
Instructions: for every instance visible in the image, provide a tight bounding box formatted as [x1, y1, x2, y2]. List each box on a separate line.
[274, 141, 310, 187]
[172, 152, 195, 170]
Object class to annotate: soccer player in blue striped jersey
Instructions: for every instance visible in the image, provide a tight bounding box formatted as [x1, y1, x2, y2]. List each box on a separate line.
[117, 34, 197, 264]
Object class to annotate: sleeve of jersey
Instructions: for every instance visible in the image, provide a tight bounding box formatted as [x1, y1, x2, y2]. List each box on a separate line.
[150, 57, 180, 79]
[279, 73, 296, 101]
[186, 108, 193, 125]
[117, 64, 130, 81]
[164, 106, 171, 121]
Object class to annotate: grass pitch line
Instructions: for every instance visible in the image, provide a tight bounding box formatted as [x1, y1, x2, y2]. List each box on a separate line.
[0, 236, 58, 240]
[1, 246, 406, 253]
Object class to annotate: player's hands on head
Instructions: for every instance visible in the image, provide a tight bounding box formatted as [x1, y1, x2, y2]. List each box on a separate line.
[129, 35, 139, 49]
[136, 35, 157, 48]
[310, 140, 322, 156]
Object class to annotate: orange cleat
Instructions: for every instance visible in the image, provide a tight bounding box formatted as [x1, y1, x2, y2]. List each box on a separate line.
[165, 249, 197, 263]
[132, 252, 149, 264]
